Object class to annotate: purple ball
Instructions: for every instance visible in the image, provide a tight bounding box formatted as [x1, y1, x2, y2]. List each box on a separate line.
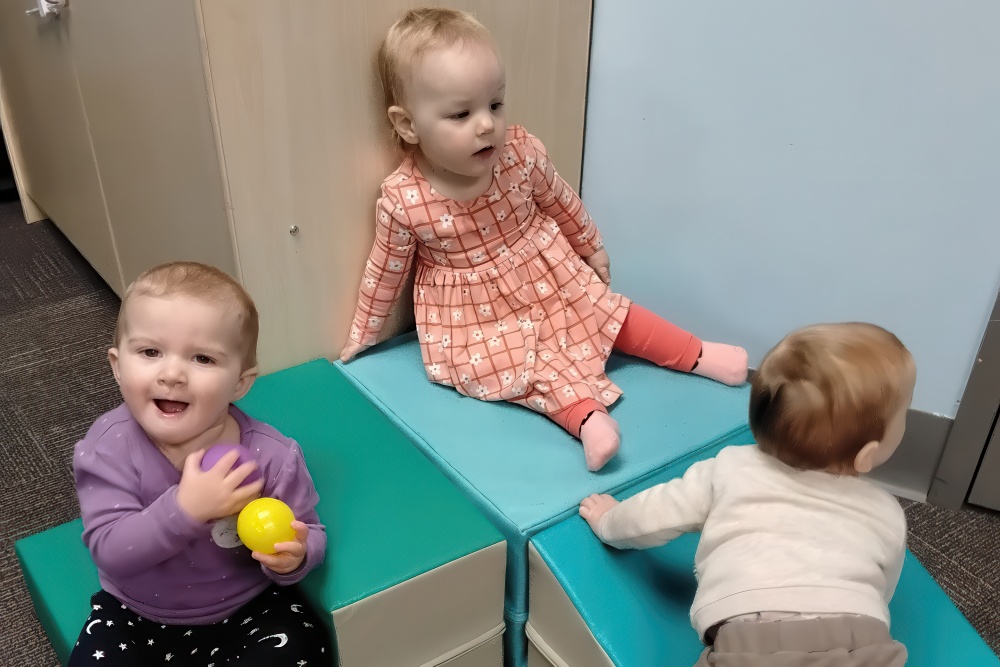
[200, 443, 261, 487]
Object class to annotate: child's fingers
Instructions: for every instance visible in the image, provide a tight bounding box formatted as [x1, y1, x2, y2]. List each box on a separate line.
[227, 460, 260, 487]
[290, 521, 309, 543]
[182, 448, 207, 475]
[271, 540, 306, 557]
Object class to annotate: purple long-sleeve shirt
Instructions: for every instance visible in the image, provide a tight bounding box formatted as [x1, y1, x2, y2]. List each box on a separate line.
[73, 403, 326, 624]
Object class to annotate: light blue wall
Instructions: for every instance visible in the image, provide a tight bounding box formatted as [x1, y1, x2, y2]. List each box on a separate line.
[582, 0, 1000, 418]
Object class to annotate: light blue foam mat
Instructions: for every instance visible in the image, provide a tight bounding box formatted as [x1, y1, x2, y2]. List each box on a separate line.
[335, 332, 753, 665]
[531, 509, 999, 666]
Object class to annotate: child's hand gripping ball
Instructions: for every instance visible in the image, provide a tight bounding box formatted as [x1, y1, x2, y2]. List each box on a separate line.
[237, 497, 296, 554]
[200, 443, 262, 486]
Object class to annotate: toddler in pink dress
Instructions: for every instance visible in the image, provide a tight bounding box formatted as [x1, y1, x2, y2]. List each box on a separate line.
[341, 8, 748, 471]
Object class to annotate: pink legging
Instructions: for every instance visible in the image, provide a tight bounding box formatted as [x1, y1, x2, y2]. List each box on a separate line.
[549, 304, 702, 437]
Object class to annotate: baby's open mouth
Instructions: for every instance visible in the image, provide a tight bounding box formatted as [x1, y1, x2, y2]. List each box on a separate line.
[154, 399, 188, 414]
[474, 145, 494, 157]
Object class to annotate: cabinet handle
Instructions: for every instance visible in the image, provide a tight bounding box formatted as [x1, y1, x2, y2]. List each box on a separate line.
[26, 0, 66, 17]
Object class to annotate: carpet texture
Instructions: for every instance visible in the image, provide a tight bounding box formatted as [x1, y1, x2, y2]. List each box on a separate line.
[1, 198, 996, 665]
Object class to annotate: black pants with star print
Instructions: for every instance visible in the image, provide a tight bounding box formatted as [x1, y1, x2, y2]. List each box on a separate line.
[68, 585, 333, 666]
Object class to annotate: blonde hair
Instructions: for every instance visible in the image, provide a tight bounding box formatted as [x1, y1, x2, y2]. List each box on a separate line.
[377, 7, 497, 153]
[749, 322, 914, 472]
[114, 262, 259, 371]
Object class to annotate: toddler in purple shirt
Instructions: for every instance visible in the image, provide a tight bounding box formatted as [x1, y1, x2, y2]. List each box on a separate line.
[69, 262, 331, 666]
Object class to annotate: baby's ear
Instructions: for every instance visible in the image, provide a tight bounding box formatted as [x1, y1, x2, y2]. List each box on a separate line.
[853, 440, 880, 474]
[387, 106, 419, 145]
[108, 348, 121, 384]
[233, 367, 258, 401]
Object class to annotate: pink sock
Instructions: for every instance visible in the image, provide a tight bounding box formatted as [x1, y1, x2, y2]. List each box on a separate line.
[580, 411, 620, 471]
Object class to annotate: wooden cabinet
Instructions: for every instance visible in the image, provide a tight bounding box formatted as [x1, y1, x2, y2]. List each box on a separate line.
[0, 0, 592, 373]
[0, 4, 124, 292]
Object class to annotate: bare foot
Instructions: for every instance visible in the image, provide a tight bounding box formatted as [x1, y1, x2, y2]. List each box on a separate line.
[579, 493, 620, 534]
[580, 411, 620, 471]
[692, 341, 749, 386]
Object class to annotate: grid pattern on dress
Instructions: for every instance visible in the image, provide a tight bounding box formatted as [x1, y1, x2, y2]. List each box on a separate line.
[350, 126, 632, 415]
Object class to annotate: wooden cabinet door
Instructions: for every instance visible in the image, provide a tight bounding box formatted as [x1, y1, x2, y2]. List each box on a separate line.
[68, 0, 235, 286]
[0, 5, 123, 293]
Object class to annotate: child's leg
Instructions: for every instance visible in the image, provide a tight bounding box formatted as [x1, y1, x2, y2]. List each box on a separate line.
[68, 590, 168, 666]
[550, 399, 620, 471]
[615, 304, 748, 386]
[228, 584, 333, 666]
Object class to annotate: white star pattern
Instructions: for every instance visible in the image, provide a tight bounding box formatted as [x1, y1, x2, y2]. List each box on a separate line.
[93, 651, 105, 660]
[119, 644, 127, 651]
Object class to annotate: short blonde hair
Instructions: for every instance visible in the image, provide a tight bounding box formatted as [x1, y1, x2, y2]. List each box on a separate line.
[377, 7, 496, 153]
[749, 322, 914, 472]
[114, 262, 259, 371]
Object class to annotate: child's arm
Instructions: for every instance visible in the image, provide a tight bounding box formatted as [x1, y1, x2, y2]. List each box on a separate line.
[522, 130, 609, 278]
[75, 433, 259, 577]
[341, 192, 417, 362]
[257, 441, 326, 583]
[579, 457, 716, 550]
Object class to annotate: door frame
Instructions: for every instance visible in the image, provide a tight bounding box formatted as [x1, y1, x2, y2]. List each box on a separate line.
[927, 287, 1000, 509]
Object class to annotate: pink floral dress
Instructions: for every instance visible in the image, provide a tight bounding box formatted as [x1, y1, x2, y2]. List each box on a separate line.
[349, 126, 632, 416]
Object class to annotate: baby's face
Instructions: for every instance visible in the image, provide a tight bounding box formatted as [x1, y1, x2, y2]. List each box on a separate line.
[109, 294, 250, 450]
[404, 40, 506, 185]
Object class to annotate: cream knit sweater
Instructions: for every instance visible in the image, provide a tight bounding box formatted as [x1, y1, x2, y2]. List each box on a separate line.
[594, 445, 907, 641]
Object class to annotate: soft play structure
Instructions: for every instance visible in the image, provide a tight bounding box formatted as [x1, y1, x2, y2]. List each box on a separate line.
[16, 339, 1000, 665]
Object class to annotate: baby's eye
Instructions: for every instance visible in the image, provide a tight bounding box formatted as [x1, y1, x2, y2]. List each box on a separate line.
[448, 111, 469, 120]
[140, 349, 160, 358]
[491, 102, 504, 112]
[194, 355, 214, 365]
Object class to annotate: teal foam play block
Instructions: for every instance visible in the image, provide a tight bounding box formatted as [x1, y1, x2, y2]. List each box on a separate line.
[338, 333, 753, 664]
[15, 519, 99, 664]
[237, 359, 503, 613]
[530, 508, 999, 666]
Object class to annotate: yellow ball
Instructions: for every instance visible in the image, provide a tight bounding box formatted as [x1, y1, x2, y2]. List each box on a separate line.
[237, 498, 296, 554]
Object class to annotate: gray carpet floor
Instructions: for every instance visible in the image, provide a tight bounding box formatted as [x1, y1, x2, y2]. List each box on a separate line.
[1, 197, 997, 665]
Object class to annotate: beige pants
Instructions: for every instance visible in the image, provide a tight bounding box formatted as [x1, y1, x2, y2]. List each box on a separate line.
[694, 615, 908, 666]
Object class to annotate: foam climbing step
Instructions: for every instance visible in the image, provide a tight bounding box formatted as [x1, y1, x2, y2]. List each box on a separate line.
[336, 332, 753, 666]
[525, 467, 1000, 667]
[16, 359, 507, 666]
